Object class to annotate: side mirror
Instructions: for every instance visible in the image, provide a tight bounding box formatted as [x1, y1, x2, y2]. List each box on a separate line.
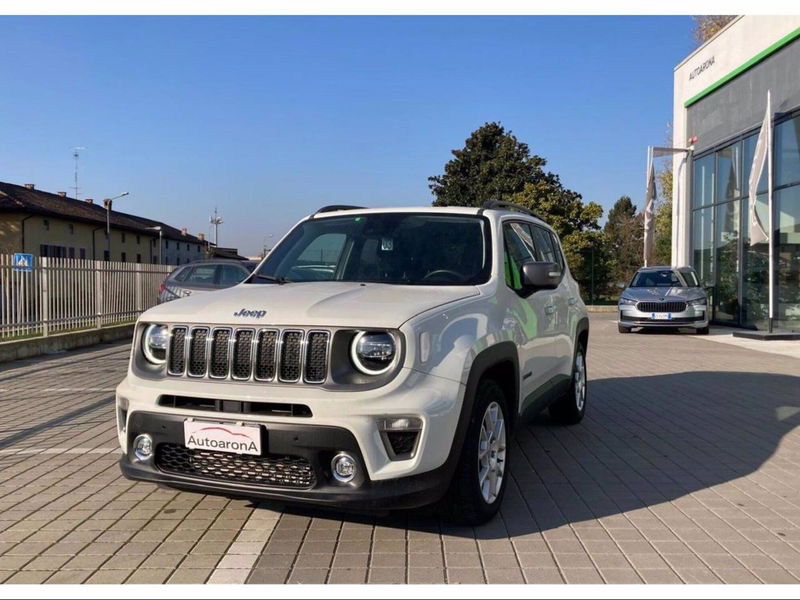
[521, 261, 561, 292]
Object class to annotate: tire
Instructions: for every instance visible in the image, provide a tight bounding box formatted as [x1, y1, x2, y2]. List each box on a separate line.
[618, 324, 630, 334]
[696, 326, 710, 335]
[443, 379, 509, 526]
[549, 341, 588, 425]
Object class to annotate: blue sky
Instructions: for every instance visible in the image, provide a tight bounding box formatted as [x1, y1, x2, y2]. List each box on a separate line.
[0, 16, 695, 255]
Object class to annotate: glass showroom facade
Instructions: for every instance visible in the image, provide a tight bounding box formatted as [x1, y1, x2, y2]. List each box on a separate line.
[691, 111, 800, 331]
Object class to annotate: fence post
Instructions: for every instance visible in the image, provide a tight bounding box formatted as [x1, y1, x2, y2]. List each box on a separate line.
[41, 257, 50, 337]
[95, 260, 103, 329]
[135, 267, 142, 316]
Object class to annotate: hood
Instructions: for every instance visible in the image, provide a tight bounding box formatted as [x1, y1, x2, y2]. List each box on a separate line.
[141, 281, 480, 328]
[621, 287, 706, 302]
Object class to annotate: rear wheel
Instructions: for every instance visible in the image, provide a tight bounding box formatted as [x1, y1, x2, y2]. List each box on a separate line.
[550, 342, 587, 425]
[443, 379, 509, 525]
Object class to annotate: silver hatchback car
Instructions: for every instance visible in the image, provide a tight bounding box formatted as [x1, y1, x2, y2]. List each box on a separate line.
[618, 266, 709, 334]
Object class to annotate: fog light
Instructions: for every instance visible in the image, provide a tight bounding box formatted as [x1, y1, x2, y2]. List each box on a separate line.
[331, 453, 357, 483]
[133, 434, 153, 461]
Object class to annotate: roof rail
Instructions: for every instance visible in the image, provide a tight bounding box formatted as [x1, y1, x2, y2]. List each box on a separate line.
[479, 199, 546, 222]
[313, 205, 366, 216]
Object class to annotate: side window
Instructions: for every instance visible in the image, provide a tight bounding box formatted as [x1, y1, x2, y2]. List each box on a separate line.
[531, 226, 557, 265]
[174, 267, 191, 282]
[218, 264, 248, 286]
[503, 222, 536, 291]
[548, 231, 565, 271]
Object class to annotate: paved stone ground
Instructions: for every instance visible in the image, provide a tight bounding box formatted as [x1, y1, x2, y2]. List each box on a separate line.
[0, 313, 799, 584]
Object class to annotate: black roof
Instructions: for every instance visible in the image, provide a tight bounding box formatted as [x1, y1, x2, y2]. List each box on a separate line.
[0, 181, 204, 243]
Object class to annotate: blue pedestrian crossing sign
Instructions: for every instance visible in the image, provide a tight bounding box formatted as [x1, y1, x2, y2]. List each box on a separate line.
[13, 253, 34, 272]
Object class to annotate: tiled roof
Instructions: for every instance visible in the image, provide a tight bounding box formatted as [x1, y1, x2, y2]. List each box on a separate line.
[0, 181, 203, 243]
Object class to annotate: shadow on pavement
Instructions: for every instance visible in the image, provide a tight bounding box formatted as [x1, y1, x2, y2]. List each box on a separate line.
[195, 371, 800, 539]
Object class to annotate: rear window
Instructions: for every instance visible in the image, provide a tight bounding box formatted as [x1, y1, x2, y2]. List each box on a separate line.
[183, 265, 217, 285]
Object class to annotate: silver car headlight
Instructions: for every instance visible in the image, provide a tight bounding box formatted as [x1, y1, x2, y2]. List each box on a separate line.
[619, 297, 636, 306]
[141, 323, 169, 365]
[687, 298, 707, 306]
[350, 331, 397, 375]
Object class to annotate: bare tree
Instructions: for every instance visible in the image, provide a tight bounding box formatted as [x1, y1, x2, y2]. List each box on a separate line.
[692, 16, 736, 45]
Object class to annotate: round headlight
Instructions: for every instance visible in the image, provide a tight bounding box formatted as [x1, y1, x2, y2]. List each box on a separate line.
[350, 331, 396, 375]
[142, 323, 169, 365]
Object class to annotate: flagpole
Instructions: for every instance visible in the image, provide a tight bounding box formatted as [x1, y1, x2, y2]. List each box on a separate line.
[644, 146, 653, 267]
[767, 90, 774, 333]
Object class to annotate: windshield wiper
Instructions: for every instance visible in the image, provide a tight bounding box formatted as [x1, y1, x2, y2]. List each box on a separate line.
[251, 274, 290, 285]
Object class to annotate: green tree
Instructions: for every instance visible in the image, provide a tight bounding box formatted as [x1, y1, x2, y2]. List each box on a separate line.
[604, 196, 643, 286]
[429, 122, 545, 207]
[654, 165, 673, 266]
[429, 122, 611, 298]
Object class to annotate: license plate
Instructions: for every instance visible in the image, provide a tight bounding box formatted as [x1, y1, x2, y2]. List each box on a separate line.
[184, 420, 262, 455]
[651, 313, 672, 320]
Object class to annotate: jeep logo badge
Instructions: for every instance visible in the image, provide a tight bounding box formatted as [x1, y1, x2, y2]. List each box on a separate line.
[233, 308, 267, 318]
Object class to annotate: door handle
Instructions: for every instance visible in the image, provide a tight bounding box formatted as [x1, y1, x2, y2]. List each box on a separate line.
[545, 305, 556, 315]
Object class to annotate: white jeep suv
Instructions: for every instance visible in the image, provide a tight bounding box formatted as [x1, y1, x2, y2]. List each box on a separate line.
[117, 202, 589, 524]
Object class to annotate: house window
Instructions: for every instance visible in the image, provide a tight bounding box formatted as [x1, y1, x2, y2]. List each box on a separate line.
[121, 232, 126, 243]
[80, 248, 86, 259]
[136, 253, 142, 263]
[137, 235, 141, 245]
[68, 223, 74, 235]
[68, 247, 75, 259]
[103, 250, 110, 262]
[121, 252, 127, 263]
[165, 240, 170, 249]
[43, 219, 50, 231]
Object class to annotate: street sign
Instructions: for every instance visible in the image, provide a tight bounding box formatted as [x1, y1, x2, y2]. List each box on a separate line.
[13, 253, 34, 272]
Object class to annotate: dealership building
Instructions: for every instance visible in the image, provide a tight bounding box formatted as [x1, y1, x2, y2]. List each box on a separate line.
[672, 15, 800, 332]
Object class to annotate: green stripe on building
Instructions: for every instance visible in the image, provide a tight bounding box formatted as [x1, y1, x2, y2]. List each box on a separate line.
[684, 27, 800, 107]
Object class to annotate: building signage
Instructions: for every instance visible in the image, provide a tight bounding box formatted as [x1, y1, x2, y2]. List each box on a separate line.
[689, 56, 715, 80]
[12, 253, 34, 272]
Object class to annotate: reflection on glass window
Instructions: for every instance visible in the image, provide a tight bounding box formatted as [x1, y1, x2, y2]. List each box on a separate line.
[692, 154, 714, 208]
[775, 115, 800, 187]
[776, 186, 800, 330]
[716, 143, 741, 202]
[692, 207, 714, 286]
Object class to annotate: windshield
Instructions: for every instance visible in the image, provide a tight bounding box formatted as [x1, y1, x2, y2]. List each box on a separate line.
[629, 269, 697, 288]
[250, 213, 491, 286]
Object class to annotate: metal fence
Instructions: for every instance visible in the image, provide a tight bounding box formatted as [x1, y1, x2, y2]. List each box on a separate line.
[0, 255, 172, 341]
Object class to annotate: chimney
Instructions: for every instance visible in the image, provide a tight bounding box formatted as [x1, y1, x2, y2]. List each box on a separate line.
[85, 198, 94, 204]
[57, 191, 67, 197]
[181, 227, 188, 236]
[24, 183, 35, 190]
[197, 232, 205, 241]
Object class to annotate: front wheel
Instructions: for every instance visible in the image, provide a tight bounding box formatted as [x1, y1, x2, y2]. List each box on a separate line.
[550, 342, 588, 425]
[618, 324, 631, 334]
[443, 379, 509, 525]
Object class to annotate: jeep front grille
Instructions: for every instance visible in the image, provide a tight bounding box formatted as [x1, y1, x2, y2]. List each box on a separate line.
[636, 301, 687, 313]
[167, 326, 330, 384]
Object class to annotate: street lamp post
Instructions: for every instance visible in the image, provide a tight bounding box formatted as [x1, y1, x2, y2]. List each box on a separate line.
[102, 192, 130, 261]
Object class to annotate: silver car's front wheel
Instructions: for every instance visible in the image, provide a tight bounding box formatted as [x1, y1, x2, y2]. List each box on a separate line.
[574, 351, 587, 412]
[550, 342, 588, 425]
[478, 401, 507, 504]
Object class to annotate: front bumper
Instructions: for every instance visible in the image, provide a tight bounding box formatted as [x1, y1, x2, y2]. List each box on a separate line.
[618, 305, 708, 329]
[120, 411, 451, 509]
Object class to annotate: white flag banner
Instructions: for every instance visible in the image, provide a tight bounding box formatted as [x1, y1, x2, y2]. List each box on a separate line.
[643, 155, 657, 266]
[748, 93, 771, 246]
